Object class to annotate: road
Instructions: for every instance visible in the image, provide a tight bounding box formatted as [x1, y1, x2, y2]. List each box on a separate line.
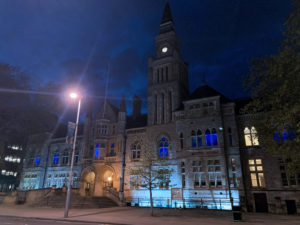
[0, 216, 122, 225]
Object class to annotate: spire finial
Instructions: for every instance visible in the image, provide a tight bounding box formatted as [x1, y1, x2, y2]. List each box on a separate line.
[119, 95, 126, 112]
[161, 0, 173, 24]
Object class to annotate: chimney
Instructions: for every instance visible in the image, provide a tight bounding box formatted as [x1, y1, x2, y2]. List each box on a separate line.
[132, 95, 141, 119]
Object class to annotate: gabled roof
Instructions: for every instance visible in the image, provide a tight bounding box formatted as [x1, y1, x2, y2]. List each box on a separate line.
[187, 84, 231, 103]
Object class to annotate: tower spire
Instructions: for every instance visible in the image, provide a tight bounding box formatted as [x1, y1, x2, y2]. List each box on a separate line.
[160, 1, 175, 34]
[161, 1, 173, 24]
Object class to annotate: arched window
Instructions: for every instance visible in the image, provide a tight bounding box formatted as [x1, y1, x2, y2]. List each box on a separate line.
[205, 129, 211, 146]
[131, 143, 141, 159]
[52, 152, 59, 165]
[179, 133, 184, 150]
[244, 127, 259, 146]
[35, 156, 40, 166]
[191, 130, 196, 147]
[211, 128, 218, 146]
[197, 130, 202, 147]
[62, 151, 69, 165]
[228, 128, 233, 146]
[159, 136, 168, 158]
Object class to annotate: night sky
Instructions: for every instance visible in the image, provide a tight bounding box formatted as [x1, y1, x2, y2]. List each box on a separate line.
[0, 0, 291, 114]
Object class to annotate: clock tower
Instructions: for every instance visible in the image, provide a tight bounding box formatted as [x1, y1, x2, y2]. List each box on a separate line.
[148, 1, 189, 126]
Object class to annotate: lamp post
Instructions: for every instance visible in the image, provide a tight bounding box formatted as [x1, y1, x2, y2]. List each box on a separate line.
[64, 92, 81, 218]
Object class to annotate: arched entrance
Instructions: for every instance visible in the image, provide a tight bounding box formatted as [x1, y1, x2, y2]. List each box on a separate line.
[81, 168, 96, 196]
[103, 168, 114, 188]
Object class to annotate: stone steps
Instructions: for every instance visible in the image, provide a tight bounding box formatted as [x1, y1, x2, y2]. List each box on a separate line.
[43, 193, 118, 209]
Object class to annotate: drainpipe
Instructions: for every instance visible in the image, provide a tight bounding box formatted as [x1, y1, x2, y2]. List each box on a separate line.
[119, 135, 127, 204]
[220, 105, 233, 210]
[42, 139, 51, 188]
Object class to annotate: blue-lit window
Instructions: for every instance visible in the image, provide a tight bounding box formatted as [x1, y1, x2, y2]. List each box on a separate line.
[212, 128, 218, 146]
[191, 130, 196, 147]
[197, 130, 202, 147]
[52, 152, 59, 165]
[274, 129, 295, 143]
[205, 129, 211, 146]
[94, 143, 99, 159]
[159, 136, 168, 158]
[228, 128, 233, 146]
[179, 133, 184, 150]
[35, 156, 40, 166]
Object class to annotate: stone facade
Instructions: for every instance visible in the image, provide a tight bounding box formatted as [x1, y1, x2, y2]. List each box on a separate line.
[19, 132, 83, 190]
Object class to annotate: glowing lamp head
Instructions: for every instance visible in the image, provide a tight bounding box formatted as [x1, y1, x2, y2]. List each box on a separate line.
[107, 177, 112, 182]
[69, 92, 78, 99]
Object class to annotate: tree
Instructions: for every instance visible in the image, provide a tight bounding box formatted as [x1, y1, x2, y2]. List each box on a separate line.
[243, 0, 300, 174]
[129, 146, 173, 216]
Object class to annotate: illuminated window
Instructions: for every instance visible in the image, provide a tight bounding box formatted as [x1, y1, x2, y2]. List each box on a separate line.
[191, 130, 196, 147]
[35, 156, 41, 166]
[158, 136, 168, 158]
[52, 152, 59, 165]
[205, 129, 211, 146]
[244, 127, 259, 146]
[211, 128, 218, 146]
[131, 143, 141, 160]
[249, 159, 265, 187]
[94, 143, 105, 160]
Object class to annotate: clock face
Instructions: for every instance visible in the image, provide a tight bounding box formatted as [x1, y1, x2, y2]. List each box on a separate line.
[162, 46, 168, 53]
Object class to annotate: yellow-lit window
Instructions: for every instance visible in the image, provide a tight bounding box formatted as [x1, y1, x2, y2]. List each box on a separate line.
[248, 159, 265, 188]
[244, 127, 259, 146]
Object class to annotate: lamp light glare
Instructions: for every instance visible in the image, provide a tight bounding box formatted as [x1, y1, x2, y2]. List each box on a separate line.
[69, 92, 78, 99]
[108, 177, 112, 181]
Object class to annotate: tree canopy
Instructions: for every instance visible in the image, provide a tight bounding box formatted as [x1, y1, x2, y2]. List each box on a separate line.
[243, 0, 300, 174]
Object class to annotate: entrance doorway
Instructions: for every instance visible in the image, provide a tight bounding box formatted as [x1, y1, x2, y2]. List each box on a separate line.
[103, 169, 114, 188]
[286, 200, 297, 214]
[83, 171, 95, 196]
[254, 193, 268, 212]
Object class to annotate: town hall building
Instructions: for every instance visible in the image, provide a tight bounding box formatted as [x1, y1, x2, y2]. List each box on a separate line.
[19, 2, 300, 214]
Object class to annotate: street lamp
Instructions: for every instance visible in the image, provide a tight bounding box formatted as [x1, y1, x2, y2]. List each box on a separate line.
[64, 92, 81, 218]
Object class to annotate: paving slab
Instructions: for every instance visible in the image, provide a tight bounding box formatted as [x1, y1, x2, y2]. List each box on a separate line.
[0, 205, 299, 225]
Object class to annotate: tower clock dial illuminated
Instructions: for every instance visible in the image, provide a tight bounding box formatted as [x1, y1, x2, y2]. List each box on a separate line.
[162, 46, 168, 53]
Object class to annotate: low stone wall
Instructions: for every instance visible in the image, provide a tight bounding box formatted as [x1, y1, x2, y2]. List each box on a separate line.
[1, 188, 80, 206]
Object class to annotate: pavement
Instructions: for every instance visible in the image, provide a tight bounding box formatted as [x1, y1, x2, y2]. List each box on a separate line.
[0, 205, 299, 225]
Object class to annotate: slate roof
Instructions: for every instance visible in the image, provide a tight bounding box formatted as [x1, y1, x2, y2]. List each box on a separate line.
[187, 84, 231, 103]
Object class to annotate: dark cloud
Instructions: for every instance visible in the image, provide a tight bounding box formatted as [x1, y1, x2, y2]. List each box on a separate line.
[0, 0, 292, 113]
